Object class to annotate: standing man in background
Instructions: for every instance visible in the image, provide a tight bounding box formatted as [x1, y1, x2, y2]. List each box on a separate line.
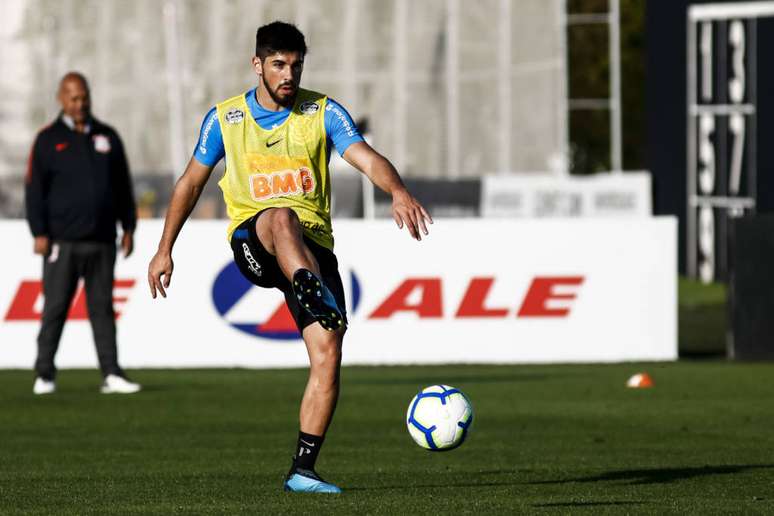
[25, 72, 141, 395]
[148, 21, 431, 493]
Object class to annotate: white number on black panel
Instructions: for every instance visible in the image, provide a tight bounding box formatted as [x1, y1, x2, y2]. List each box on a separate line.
[699, 114, 715, 195]
[698, 207, 715, 284]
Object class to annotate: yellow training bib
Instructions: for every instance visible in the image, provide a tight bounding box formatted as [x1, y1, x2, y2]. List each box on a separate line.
[217, 88, 333, 249]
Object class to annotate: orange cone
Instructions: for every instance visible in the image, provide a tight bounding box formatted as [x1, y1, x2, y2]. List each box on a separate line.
[626, 372, 654, 388]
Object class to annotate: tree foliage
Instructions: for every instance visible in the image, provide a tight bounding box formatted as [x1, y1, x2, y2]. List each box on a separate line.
[567, 0, 645, 174]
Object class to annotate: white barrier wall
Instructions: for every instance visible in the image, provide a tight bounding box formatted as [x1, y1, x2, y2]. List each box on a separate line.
[0, 218, 677, 368]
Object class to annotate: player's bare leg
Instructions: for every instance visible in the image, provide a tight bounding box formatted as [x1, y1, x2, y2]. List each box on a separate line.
[254, 207, 320, 280]
[256, 208, 345, 492]
[256, 207, 345, 332]
[299, 324, 344, 435]
[283, 303, 345, 493]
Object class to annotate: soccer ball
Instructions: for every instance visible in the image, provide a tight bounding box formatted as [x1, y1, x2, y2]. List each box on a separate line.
[406, 384, 473, 451]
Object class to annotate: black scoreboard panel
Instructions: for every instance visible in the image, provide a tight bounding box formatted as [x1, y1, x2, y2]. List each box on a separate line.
[647, 0, 774, 280]
[729, 214, 774, 359]
[757, 17, 774, 212]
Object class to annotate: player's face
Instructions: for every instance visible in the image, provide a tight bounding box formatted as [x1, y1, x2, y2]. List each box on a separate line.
[58, 78, 91, 123]
[254, 51, 304, 106]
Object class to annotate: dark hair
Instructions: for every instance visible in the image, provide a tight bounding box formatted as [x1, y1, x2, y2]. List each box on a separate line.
[255, 21, 307, 60]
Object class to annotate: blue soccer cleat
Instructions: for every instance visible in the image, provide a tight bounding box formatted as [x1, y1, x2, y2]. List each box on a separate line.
[283, 470, 342, 493]
[292, 268, 345, 332]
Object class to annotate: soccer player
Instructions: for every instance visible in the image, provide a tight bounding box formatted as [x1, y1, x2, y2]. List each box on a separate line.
[147, 21, 431, 493]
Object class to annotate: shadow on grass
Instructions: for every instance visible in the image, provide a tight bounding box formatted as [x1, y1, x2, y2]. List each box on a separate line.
[534, 501, 647, 508]
[347, 468, 530, 491]
[347, 372, 561, 386]
[36, 384, 172, 396]
[346, 480, 520, 492]
[531, 464, 774, 486]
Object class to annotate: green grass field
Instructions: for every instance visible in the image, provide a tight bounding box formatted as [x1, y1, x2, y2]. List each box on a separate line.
[1, 363, 773, 514]
[678, 277, 727, 356]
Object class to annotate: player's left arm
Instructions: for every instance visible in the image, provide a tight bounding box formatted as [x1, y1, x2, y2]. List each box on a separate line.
[343, 142, 432, 240]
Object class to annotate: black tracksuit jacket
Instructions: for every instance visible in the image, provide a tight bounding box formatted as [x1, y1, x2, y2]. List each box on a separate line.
[25, 116, 136, 242]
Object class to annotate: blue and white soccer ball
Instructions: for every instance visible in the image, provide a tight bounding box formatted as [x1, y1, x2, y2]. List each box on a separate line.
[406, 385, 473, 451]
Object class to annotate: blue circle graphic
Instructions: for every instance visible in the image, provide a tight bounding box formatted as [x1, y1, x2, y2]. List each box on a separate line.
[212, 262, 360, 340]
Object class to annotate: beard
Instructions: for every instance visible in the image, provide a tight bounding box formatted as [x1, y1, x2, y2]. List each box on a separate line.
[263, 75, 297, 107]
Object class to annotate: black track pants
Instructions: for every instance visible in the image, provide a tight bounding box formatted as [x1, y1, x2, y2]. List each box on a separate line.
[35, 241, 123, 380]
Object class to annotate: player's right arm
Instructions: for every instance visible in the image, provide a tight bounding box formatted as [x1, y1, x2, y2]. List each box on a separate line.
[148, 158, 214, 298]
[148, 107, 223, 299]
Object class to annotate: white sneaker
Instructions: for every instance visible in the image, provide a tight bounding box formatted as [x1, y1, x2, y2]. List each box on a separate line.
[100, 374, 141, 394]
[33, 377, 56, 395]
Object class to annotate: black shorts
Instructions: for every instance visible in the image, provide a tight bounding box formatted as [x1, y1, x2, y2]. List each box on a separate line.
[229, 211, 347, 332]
